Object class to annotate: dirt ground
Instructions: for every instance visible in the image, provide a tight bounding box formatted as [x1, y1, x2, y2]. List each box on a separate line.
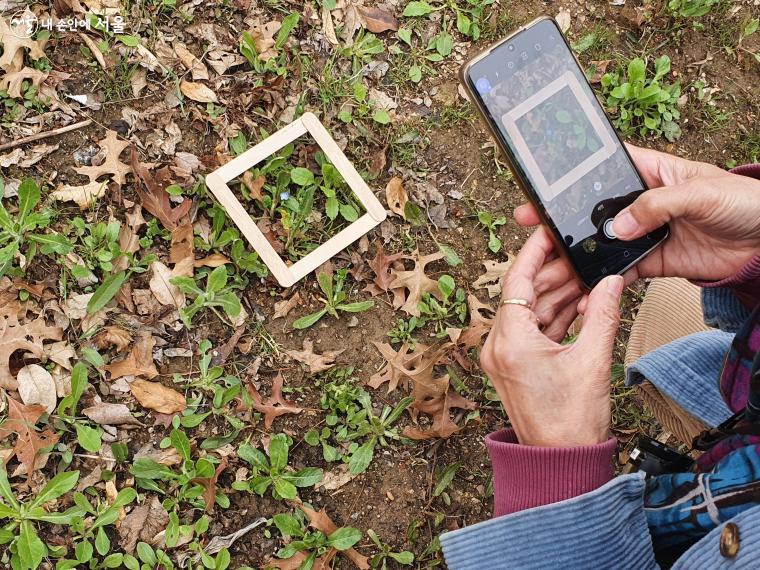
[1, 0, 759, 568]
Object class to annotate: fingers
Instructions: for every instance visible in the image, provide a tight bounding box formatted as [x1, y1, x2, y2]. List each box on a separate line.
[500, 226, 555, 305]
[542, 299, 580, 342]
[534, 256, 578, 296]
[514, 203, 540, 226]
[534, 280, 583, 325]
[576, 275, 624, 353]
[612, 183, 693, 240]
[625, 144, 724, 188]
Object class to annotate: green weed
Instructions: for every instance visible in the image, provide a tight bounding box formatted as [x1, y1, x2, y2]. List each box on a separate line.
[293, 269, 374, 329]
[272, 507, 362, 566]
[171, 265, 243, 328]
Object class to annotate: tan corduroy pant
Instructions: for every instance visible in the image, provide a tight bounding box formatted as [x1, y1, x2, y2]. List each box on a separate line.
[625, 278, 712, 445]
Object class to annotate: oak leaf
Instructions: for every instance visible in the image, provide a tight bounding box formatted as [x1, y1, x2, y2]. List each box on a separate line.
[169, 220, 194, 266]
[472, 257, 514, 298]
[104, 331, 159, 380]
[457, 295, 495, 351]
[0, 396, 59, 476]
[0, 11, 47, 71]
[363, 242, 405, 309]
[93, 325, 133, 353]
[0, 306, 63, 389]
[0, 67, 47, 98]
[388, 250, 445, 317]
[368, 342, 412, 393]
[286, 340, 344, 374]
[403, 383, 476, 440]
[131, 149, 192, 231]
[129, 379, 186, 414]
[74, 130, 132, 187]
[50, 180, 108, 209]
[358, 6, 399, 33]
[246, 373, 303, 429]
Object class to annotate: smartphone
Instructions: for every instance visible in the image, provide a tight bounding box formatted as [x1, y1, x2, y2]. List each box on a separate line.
[460, 16, 668, 289]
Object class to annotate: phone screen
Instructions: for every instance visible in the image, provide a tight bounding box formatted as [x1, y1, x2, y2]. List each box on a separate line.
[464, 18, 667, 287]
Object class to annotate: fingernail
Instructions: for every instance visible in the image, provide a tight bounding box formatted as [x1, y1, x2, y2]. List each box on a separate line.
[607, 275, 624, 295]
[612, 210, 639, 237]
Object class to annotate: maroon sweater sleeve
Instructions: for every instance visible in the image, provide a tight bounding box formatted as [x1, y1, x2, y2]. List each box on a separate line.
[486, 429, 616, 516]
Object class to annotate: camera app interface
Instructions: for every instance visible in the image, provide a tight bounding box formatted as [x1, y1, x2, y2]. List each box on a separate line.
[469, 19, 665, 284]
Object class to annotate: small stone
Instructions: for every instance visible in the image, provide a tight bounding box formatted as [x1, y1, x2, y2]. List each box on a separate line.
[423, 96, 432, 107]
[348, 316, 359, 327]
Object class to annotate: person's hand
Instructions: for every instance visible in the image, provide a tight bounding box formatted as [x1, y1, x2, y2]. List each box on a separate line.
[513, 145, 760, 323]
[480, 227, 625, 447]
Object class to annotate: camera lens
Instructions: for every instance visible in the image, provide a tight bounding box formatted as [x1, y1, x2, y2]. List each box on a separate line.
[508, 44, 515, 51]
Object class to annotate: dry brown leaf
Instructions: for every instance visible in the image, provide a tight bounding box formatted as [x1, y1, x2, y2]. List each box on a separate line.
[0, 11, 47, 71]
[457, 295, 495, 351]
[273, 293, 301, 320]
[135, 444, 181, 467]
[74, 130, 132, 187]
[298, 502, 370, 569]
[358, 6, 399, 33]
[248, 20, 281, 61]
[180, 79, 218, 103]
[148, 261, 185, 309]
[130, 379, 186, 414]
[362, 242, 405, 308]
[174, 43, 209, 80]
[93, 326, 133, 353]
[0, 305, 63, 389]
[368, 342, 412, 393]
[472, 257, 514, 298]
[131, 149, 192, 231]
[322, 7, 339, 46]
[241, 172, 266, 201]
[0, 396, 59, 477]
[388, 250, 445, 317]
[384, 177, 407, 218]
[51, 180, 108, 209]
[0, 66, 47, 97]
[170, 220, 194, 265]
[247, 373, 303, 429]
[43, 341, 76, 370]
[192, 458, 227, 513]
[104, 331, 159, 380]
[114, 205, 145, 272]
[589, 59, 612, 84]
[315, 465, 358, 491]
[83, 402, 142, 426]
[403, 384, 476, 440]
[119, 496, 169, 554]
[286, 340, 344, 374]
[17, 364, 57, 414]
[194, 254, 230, 268]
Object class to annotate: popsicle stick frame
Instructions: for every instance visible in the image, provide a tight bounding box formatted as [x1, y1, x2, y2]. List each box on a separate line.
[205, 112, 387, 287]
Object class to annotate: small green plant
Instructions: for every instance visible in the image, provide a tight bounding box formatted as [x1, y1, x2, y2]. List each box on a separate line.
[293, 269, 374, 329]
[432, 462, 460, 506]
[338, 30, 385, 77]
[667, 0, 720, 19]
[367, 529, 414, 568]
[600, 56, 682, 141]
[476, 211, 506, 253]
[337, 81, 392, 126]
[272, 508, 362, 567]
[0, 178, 73, 278]
[391, 27, 454, 83]
[55, 487, 138, 568]
[387, 316, 421, 347]
[171, 265, 243, 328]
[233, 433, 323, 500]
[66, 217, 122, 282]
[240, 13, 299, 80]
[131, 429, 228, 513]
[0, 465, 84, 570]
[417, 275, 467, 338]
[402, 0, 495, 40]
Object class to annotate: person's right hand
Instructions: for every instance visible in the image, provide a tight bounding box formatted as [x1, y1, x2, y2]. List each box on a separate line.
[514, 145, 760, 324]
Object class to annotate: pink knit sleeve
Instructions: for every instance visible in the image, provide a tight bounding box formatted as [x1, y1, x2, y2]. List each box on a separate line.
[486, 429, 617, 517]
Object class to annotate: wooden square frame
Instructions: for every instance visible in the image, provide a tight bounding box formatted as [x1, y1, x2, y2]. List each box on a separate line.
[205, 112, 387, 287]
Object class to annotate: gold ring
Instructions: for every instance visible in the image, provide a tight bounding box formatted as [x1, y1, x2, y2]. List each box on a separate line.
[501, 298, 532, 309]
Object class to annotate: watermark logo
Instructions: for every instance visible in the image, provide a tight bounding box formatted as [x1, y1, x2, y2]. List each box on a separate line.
[9, 11, 38, 39]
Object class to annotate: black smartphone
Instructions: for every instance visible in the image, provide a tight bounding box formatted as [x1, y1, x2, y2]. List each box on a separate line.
[460, 16, 668, 289]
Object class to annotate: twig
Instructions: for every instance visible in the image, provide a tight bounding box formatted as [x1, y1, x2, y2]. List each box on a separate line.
[0, 119, 92, 152]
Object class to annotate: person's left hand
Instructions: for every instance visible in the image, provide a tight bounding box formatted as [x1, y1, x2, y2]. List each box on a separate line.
[480, 227, 625, 447]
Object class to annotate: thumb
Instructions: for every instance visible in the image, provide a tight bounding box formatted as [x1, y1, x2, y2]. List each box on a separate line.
[612, 184, 692, 240]
[576, 275, 624, 353]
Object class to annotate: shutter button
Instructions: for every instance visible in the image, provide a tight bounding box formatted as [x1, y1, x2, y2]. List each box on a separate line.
[720, 522, 740, 558]
[603, 219, 617, 240]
